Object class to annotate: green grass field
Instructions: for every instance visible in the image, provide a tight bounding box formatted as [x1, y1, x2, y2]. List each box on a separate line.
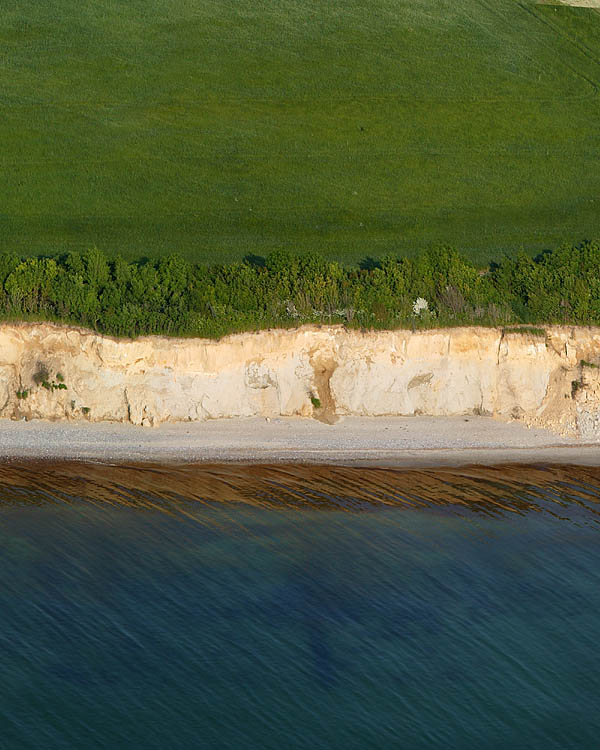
[2, 0, 600, 265]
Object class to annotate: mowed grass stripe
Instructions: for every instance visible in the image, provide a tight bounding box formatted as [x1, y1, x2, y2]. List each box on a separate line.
[1, 0, 600, 264]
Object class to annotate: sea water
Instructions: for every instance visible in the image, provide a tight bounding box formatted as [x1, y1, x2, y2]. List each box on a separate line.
[0, 465, 599, 749]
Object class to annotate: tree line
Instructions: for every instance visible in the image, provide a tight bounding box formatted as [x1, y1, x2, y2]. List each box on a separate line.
[0, 242, 598, 338]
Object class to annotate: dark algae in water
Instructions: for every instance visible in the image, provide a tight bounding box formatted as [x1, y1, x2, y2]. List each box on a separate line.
[1, 463, 600, 749]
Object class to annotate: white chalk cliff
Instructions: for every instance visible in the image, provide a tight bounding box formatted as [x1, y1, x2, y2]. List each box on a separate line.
[2, 323, 600, 437]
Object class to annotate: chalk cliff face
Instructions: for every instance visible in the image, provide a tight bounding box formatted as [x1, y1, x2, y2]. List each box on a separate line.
[2, 323, 600, 436]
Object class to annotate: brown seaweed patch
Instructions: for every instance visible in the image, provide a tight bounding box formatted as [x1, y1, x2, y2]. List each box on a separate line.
[0, 462, 600, 521]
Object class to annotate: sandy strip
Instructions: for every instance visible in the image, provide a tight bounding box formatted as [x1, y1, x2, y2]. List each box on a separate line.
[1, 415, 599, 467]
[555, 1, 600, 7]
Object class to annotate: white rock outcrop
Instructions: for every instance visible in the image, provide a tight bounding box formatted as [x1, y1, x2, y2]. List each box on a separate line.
[2, 323, 600, 436]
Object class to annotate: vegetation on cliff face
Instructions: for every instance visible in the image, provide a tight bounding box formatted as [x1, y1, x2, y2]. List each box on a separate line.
[0, 242, 599, 339]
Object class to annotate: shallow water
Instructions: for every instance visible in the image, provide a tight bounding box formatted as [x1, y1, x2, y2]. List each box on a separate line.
[1, 463, 600, 749]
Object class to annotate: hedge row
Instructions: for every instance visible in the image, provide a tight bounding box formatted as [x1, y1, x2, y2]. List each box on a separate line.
[0, 242, 598, 338]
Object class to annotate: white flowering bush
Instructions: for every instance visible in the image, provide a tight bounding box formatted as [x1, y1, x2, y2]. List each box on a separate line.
[412, 297, 429, 316]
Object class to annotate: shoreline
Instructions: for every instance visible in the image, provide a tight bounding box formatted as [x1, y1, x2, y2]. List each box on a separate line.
[1, 415, 599, 468]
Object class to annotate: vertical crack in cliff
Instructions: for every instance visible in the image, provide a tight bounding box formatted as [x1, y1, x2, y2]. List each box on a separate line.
[308, 352, 339, 425]
[496, 329, 504, 366]
[124, 388, 132, 424]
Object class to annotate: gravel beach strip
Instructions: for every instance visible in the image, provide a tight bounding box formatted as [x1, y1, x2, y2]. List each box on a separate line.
[1, 415, 599, 467]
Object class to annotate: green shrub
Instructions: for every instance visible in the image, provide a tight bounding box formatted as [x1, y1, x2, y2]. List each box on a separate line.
[0, 242, 600, 339]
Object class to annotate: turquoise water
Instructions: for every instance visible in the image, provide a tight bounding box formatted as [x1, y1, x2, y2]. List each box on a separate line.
[1, 469, 600, 748]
